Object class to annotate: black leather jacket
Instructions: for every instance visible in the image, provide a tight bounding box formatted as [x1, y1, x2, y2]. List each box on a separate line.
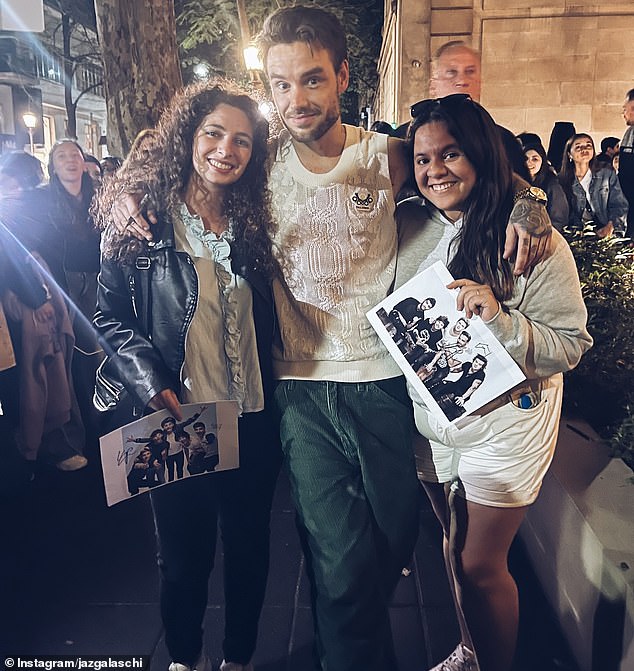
[93, 217, 276, 413]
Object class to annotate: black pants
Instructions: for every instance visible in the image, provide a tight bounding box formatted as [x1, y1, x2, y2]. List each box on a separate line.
[165, 450, 185, 481]
[150, 409, 282, 666]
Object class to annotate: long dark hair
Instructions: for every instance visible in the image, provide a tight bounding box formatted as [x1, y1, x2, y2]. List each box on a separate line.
[407, 95, 515, 300]
[558, 133, 596, 200]
[546, 121, 576, 173]
[46, 138, 96, 239]
[523, 141, 557, 189]
[96, 79, 277, 278]
[48, 138, 95, 209]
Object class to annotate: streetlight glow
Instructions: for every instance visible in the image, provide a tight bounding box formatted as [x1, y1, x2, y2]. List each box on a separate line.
[243, 45, 262, 72]
[193, 62, 210, 79]
[23, 111, 37, 154]
[258, 101, 274, 117]
[23, 112, 37, 129]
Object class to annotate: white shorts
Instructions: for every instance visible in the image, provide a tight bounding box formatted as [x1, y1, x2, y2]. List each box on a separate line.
[414, 374, 563, 508]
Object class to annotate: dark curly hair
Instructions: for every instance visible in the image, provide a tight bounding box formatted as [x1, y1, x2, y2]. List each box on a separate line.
[96, 79, 277, 278]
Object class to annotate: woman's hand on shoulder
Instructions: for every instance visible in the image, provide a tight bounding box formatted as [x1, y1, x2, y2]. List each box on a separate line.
[448, 279, 500, 322]
[148, 389, 182, 421]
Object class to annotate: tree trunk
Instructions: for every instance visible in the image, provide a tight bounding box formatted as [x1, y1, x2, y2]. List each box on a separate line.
[94, 0, 182, 156]
[62, 13, 78, 139]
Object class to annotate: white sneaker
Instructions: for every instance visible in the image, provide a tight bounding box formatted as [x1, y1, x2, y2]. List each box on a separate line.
[56, 455, 88, 471]
[219, 661, 254, 671]
[168, 653, 211, 671]
[429, 643, 478, 671]
[168, 664, 189, 671]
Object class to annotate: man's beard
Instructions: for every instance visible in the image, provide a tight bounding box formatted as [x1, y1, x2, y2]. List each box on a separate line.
[283, 103, 340, 144]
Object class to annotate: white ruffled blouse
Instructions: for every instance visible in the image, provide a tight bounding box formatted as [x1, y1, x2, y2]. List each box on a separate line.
[174, 203, 264, 414]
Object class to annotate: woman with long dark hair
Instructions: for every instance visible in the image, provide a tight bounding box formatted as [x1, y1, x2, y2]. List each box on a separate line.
[1, 145, 90, 472]
[23, 139, 104, 440]
[33, 140, 101, 310]
[93, 80, 281, 671]
[558, 132, 628, 237]
[522, 140, 569, 231]
[396, 94, 592, 671]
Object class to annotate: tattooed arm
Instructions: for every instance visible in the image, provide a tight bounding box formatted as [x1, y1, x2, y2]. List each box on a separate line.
[504, 195, 552, 275]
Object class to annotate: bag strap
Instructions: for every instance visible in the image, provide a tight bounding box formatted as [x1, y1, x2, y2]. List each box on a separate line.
[135, 256, 152, 336]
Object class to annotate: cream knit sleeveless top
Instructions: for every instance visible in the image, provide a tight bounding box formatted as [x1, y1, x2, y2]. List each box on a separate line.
[269, 124, 402, 382]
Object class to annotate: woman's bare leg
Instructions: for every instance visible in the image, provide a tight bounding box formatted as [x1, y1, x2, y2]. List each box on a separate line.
[421, 482, 473, 653]
[451, 496, 528, 671]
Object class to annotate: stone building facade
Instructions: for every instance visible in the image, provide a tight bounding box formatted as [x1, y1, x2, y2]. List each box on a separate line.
[375, 0, 634, 146]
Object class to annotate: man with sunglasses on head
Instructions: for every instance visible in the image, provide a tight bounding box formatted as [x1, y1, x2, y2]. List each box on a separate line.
[113, 8, 551, 670]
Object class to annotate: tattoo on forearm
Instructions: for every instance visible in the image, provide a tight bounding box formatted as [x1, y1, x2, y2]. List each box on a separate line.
[509, 199, 552, 238]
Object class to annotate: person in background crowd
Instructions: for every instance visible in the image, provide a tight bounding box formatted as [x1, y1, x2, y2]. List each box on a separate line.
[546, 121, 575, 173]
[559, 133, 628, 237]
[515, 132, 542, 149]
[594, 136, 620, 170]
[84, 154, 103, 188]
[618, 88, 634, 239]
[522, 140, 569, 231]
[0, 149, 86, 474]
[370, 120, 394, 135]
[397, 93, 592, 671]
[430, 41, 482, 101]
[497, 126, 531, 182]
[0, 151, 44, 194]
[100, 155, 122, 178]
[93, 79, 282, 671]
[393, 41, 482, 141]
[26, 139, 104, 439]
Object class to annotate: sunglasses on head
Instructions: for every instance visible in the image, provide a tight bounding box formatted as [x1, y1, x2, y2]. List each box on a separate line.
[410, 93, 472, 118]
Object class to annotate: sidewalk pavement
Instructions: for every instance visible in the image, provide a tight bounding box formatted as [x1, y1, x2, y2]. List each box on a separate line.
[0, 456, 578, 671]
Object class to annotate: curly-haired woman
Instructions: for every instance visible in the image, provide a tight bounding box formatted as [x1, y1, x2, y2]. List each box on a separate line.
[93, 80, 282, 671]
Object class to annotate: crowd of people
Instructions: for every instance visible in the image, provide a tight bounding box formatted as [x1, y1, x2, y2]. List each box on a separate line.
[0, 144, 126, 481]
[375, 43, 632, 243]
[4, 4, 631, 671]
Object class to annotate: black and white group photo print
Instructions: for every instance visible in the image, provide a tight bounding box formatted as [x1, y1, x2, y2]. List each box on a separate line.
[367, 261, 525, 427]
[99, 401, 239, 506]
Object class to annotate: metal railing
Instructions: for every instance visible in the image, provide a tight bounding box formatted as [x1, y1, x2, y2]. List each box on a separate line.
[1, 35, 104, 98]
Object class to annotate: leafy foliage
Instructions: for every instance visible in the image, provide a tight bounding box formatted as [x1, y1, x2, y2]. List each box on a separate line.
[563, 225, 634, 469]
[45, 0, 97, 32]
[175, 0, 383, 122]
